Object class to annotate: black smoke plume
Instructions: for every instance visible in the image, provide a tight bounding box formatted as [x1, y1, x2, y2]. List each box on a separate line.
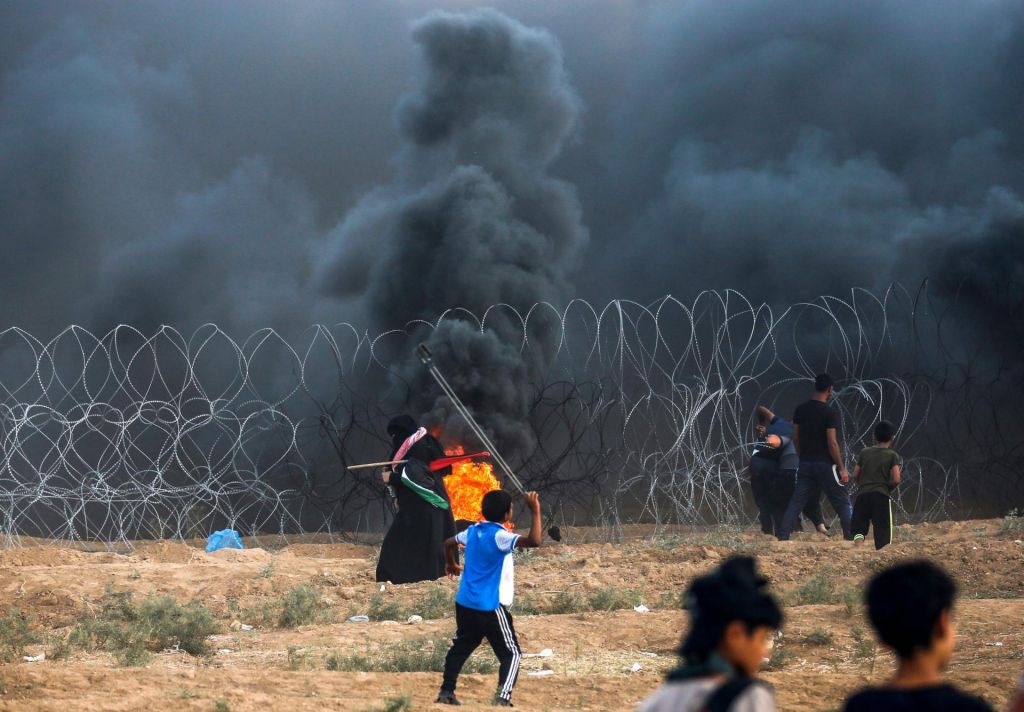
[317, 8, 587, 454]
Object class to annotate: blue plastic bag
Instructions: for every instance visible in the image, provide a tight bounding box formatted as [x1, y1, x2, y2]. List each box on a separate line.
[205, 529, 244, 552]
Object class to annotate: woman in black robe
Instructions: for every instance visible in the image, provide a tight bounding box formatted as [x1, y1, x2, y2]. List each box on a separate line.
[375, 415, 457, 584]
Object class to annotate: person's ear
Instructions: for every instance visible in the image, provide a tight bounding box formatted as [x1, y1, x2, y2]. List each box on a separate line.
[935, 608, 953, 642]
[722, 621, 746, 647]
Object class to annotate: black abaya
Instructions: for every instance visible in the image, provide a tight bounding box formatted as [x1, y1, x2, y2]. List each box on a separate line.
[375, 427, 456, 584]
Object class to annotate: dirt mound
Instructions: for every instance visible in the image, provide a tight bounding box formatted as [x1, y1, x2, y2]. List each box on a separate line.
[0, 519, 1020, 711]
[0, 547, 122, 568]
[132, 540, 199, 563]
[279, 543, 375, 559]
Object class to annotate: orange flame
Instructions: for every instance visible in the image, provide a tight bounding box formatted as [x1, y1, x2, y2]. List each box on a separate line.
[443, 446, 512, 529]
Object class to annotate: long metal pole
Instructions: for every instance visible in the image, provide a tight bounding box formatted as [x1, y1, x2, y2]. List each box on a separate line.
[416, 343, 526, 494]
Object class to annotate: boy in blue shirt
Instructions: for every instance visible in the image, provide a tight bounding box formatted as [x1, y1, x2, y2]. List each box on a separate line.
[437, 489, 542, 707]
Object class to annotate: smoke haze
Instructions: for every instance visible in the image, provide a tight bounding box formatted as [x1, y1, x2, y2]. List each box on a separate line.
[1, 0, 1023, 450]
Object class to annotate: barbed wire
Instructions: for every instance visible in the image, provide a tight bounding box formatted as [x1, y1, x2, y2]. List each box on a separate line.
[0, 286, 1017, 546]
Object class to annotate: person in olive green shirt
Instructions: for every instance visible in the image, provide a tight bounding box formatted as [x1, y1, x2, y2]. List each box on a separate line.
[851, 421, 902, 549]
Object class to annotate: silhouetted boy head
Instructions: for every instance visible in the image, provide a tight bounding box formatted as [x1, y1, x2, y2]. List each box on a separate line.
[679, 556, 783, 675]
[866, 560, 957, 664]
[874, 420, 896, 443]
[481, 490, 513, 523]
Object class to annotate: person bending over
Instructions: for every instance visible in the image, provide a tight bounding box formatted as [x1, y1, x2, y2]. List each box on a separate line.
[636, 556, 781, 712]
[843, 560, 993, 712]
[750, 405, 830, 538]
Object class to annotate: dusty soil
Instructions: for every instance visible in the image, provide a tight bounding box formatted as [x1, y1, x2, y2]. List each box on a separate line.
[1, 519, 1022, 711]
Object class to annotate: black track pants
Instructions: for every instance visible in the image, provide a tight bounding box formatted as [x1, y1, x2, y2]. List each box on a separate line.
[441, 603, 521, 702]
[851, 491, 893, 549]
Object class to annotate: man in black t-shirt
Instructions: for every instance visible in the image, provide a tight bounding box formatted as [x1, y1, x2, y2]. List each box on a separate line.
[842, 561, 993, 712]
[776, 373, 854, 540]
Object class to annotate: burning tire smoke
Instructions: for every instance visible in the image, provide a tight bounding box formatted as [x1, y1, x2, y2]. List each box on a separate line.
[316, 8, 587, 456]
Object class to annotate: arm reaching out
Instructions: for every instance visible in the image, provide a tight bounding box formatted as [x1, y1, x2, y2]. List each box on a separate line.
[517, 492, 543, 549]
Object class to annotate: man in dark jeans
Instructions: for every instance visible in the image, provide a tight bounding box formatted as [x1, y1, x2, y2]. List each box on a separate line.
[777, 373, 853, 541]
[749, 404, 830, 538]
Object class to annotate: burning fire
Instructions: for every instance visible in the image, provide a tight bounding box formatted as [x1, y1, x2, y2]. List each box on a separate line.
[442, 446, 511, 529]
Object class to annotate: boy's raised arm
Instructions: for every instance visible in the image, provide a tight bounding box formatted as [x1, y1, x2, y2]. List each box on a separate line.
[890, 463, 901, 487]
[518, 491, 542, 549]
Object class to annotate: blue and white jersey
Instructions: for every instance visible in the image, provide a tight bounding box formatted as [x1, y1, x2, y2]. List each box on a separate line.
[455, 521, 521, 610]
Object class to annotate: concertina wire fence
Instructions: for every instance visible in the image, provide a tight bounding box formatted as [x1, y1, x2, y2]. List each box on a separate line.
[1, 286, 1019, 547]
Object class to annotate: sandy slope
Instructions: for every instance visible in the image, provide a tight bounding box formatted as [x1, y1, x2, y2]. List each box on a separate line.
[1, 519, 1022, 711]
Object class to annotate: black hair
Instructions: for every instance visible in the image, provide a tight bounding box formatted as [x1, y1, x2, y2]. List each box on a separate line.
[387, 415, 418, 449]
[679, 556, 783, 664]
[866, 560, 956, 659]
[814, 373, 834, 392]
[481, 490, 513, 523]
[874, 420, 896, 443]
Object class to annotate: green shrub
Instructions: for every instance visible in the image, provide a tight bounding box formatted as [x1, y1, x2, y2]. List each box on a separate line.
[411, 586, 451, 620]
[512, 595, 541, 615]
[380, 694, 413, 712]
[287, 645, 317, 671]
[546, 590, 587, 614]
[279, 585, 323, 628]
[763, 644, 791, 671]
[68, 587, 218, 665]
[788, 570, 837, 605]
[588, 587, 642, 612]
[0, 609, 38, 663]
[851, 626, 875, 660]
[139, 596, 218, 655]
[46, 633, 72, 661]
[366, 593, 404, 622]
[803, 628, 834, 646]
[839, 585, 861, 617]
[325, 638, 496, 674]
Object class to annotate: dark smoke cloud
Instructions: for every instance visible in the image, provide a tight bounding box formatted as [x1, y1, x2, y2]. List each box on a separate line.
[2, 0, 1023, 443]
[0, 1, 418, 336]
[317, 8, 586, 452]
[581, 0, 1024, 313]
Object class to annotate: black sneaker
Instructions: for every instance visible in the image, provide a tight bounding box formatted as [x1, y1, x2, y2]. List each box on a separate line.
[437, 690, 460, 705]
[493, 696, 513, 707]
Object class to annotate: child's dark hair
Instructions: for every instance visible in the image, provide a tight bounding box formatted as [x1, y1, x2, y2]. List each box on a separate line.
[814, 373, 834, 392]
[481, 490, 513, 523]
[678, 556, 782, 664]
[866, 560, 956, 659]
[874, 420, 896, 443]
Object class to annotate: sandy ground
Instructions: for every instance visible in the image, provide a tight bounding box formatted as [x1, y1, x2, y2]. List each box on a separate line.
[1, 519, 1022, 711]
